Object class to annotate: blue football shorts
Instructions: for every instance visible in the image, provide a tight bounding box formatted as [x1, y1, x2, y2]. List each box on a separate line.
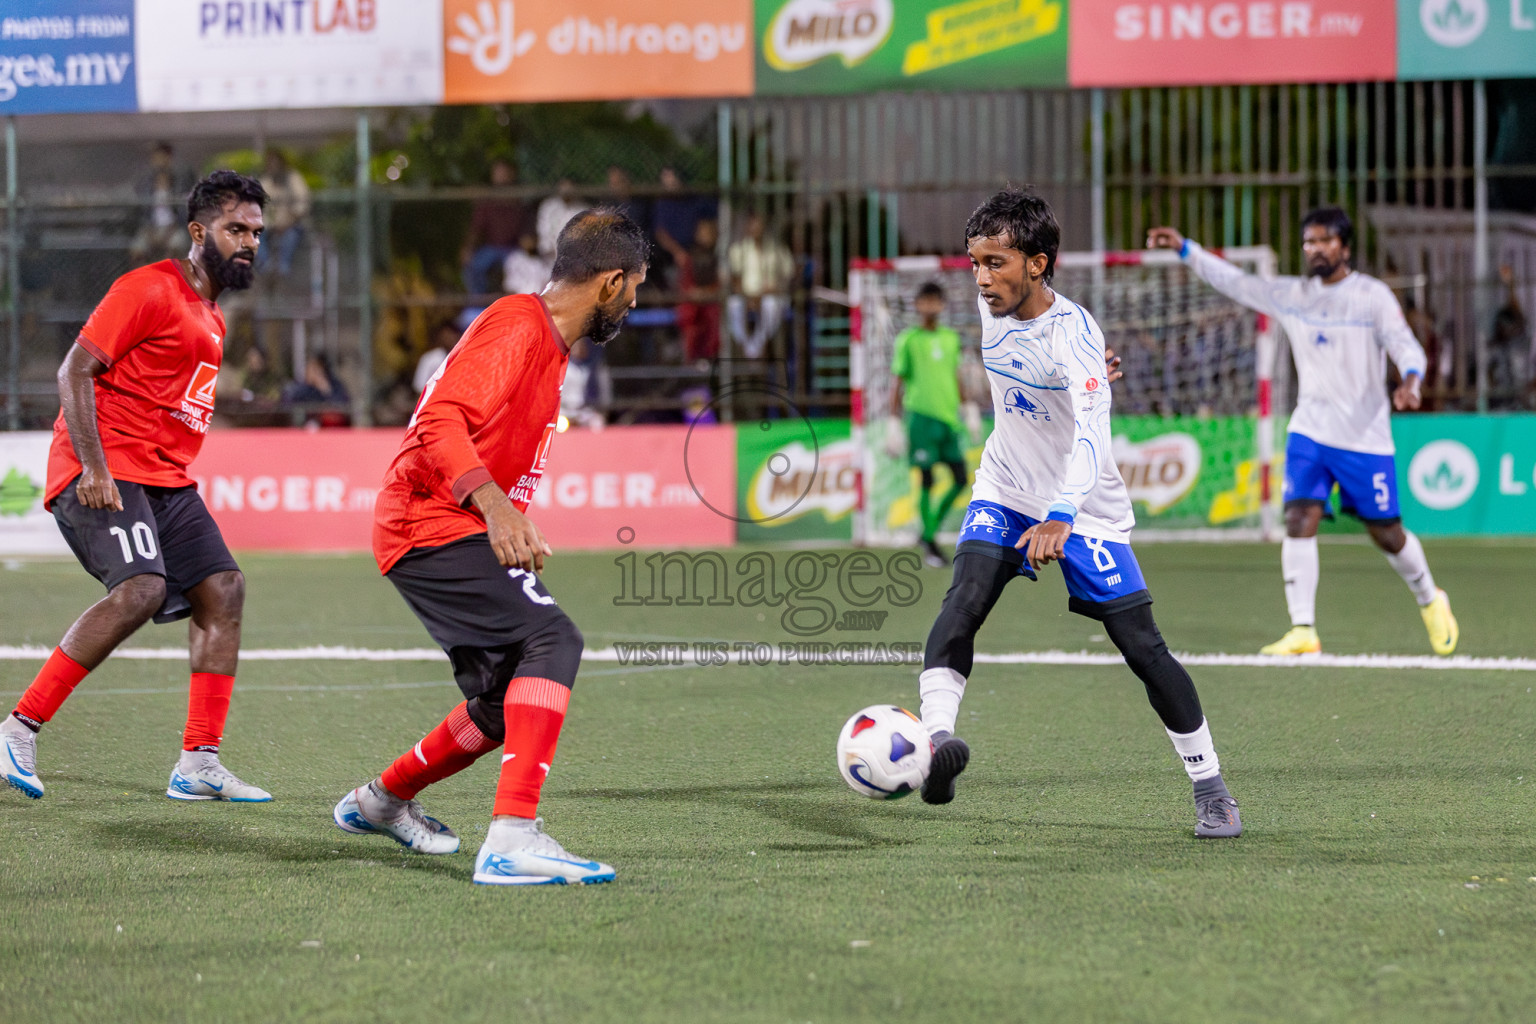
[955, 499, 1151, 619]
[1283, 432, 1400, 522]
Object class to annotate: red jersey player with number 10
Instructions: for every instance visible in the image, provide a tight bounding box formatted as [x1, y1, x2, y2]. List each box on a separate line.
[334, 209, 650, 886]
[2, 171, 273, 804]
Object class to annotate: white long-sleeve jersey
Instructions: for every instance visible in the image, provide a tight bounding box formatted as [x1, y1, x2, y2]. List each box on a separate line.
[971, 291, 1135, 543]
[1184, 242, 1426, 455]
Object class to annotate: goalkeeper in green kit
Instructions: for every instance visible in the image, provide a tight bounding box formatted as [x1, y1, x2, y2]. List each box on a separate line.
[891, 281, 973, 568]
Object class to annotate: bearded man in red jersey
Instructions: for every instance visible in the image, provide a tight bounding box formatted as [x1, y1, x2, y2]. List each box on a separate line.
[2, 171, 272, 804]
[334, 208, 649, 886]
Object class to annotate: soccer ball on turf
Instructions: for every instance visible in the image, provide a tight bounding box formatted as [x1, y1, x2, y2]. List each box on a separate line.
[836, 705, 932, 799]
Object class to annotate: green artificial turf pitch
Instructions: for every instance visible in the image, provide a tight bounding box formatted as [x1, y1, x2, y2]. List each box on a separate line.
[1, 540, 1534, 1023]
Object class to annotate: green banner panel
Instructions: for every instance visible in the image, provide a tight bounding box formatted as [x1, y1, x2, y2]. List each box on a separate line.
[754, 0, 1069, 96]
[737, 417, 857, 542]
[1392, 413, 1536, 535]
[1398, 0, 1536, 80]
[1113, 415, 1263, 530]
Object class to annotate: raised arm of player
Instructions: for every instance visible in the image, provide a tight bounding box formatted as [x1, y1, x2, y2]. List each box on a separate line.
[1372, 280, 1429, 411]
[1148, 225, 1285, 319]
[57, 343, 122, 511]
[1018, 314, 1112, 569]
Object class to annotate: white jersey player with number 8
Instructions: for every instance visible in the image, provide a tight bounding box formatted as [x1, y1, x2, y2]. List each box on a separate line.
[1148, 207, 1457, 656]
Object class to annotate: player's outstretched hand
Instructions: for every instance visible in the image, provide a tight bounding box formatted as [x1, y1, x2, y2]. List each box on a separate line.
[1104, 347, 1123, 384]
[1146, 227, 1184, 251]
[76, 466, 123, 511]
[1393, 375, 1423, 412]
[473, 481, 553, 572]
[1016, 520, 1071, 570]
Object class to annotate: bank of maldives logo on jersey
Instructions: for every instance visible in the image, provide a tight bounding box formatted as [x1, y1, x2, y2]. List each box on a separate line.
[174, 359, 219, 435]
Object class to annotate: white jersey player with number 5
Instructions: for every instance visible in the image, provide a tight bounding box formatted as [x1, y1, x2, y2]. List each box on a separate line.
[915, 188, 1243, 840]
[1148, 207, 1457, 656]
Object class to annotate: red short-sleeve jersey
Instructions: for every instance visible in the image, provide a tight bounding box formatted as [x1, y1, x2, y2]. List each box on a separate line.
[45, 261, 227, 507]
[372, 294, 570, 574]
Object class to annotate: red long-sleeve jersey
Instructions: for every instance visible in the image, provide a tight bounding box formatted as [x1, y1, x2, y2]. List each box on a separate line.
[372, 294, 569, 574]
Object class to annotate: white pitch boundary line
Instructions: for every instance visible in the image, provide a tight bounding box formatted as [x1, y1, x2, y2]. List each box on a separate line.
[0, 645, 1533, 672]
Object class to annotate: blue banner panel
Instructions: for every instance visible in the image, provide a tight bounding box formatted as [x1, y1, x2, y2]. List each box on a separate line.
[0, 0, 136, 114]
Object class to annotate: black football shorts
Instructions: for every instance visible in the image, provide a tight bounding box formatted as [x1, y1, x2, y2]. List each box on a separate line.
[52, 477, 240, 624]
[386, 534, 583, 702]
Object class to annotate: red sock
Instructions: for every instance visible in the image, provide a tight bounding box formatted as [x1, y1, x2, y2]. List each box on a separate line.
[183, 673, 235, 752]
[13, 648, 90, 729]
[380, 702, 500, 799]
[493, 677, 570, 818]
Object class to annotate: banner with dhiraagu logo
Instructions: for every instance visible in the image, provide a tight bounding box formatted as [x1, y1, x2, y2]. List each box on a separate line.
[1398, 0, 1536, 79]
[442, 0, 754, 103]
[755, 0, 1069, 94]
[134, 0, 443, 110]
[1068, 0, 1397, 85]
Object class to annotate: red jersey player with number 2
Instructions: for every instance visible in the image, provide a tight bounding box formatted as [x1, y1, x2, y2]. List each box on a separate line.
[2, 171, 273, 804]
[334, 209, 650, 886]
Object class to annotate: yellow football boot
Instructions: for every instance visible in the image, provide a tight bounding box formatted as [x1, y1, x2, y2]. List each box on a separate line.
[1260, 625, 1321, 656]
[1420, 589, 1458, 656]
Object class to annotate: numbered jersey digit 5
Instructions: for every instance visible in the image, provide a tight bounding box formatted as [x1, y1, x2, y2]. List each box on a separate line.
[50, 479, 240, 625]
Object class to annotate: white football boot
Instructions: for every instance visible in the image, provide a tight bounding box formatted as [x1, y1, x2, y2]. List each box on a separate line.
[1, 714, 43, 799]
[166, 753, 272, 802]
[332, 782, 460, 855]
[473, 816, 615, 886]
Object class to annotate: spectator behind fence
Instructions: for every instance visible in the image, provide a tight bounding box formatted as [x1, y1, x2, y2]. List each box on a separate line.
[129, 141, 194, 264]
[605, 165, 649, 228]
[283, 352, 350, 408]
[235, 344, 284, 403]
[726, 212, 795, 360]
[460, 159, 528, 295]
[503, 232, 552, 296]
[651, 167, 716, 284]
[258, 150, 311, 277]
[413, 321, 459, 395]
[1488, 264, 1532, 410]
[659, 217, 721, 364]
[536, 178, 585, 259]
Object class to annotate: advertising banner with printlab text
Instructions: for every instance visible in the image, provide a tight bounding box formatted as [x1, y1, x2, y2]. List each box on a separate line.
[754, 0, 1068, 94]
[180, 426, 737, 553]
[1069, 0, 1397, 85]
[443, 0, 753, 104]
[0, 0, 135, 115]
[134, 0, 444, 111]
[1397, 0, 1536, 79]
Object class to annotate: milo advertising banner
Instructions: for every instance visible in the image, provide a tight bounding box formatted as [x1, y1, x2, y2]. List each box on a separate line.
[1113, 416, 1269, 531]
[1393, 414, 1536, 535]
[754, 0, 1069, 95]
[0, 433, 70, 556]
[737, 418, 859, 542]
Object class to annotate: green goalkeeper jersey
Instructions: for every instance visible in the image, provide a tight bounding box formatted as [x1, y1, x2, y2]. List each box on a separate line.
[892, 325, 962, 429]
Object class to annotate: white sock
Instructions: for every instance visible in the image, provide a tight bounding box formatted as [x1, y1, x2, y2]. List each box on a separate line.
[1166, 718, 1221, 782]
[918, 667, 967, 736]
[177, 750, 217, 772]
[1384, 530, 1438, 605]
[486, 815, 539, 848]
[1281, 536, 1319, 626]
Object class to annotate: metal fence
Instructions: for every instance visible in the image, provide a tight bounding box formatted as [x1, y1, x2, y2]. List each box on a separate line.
[4, 84, 1534, 431]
